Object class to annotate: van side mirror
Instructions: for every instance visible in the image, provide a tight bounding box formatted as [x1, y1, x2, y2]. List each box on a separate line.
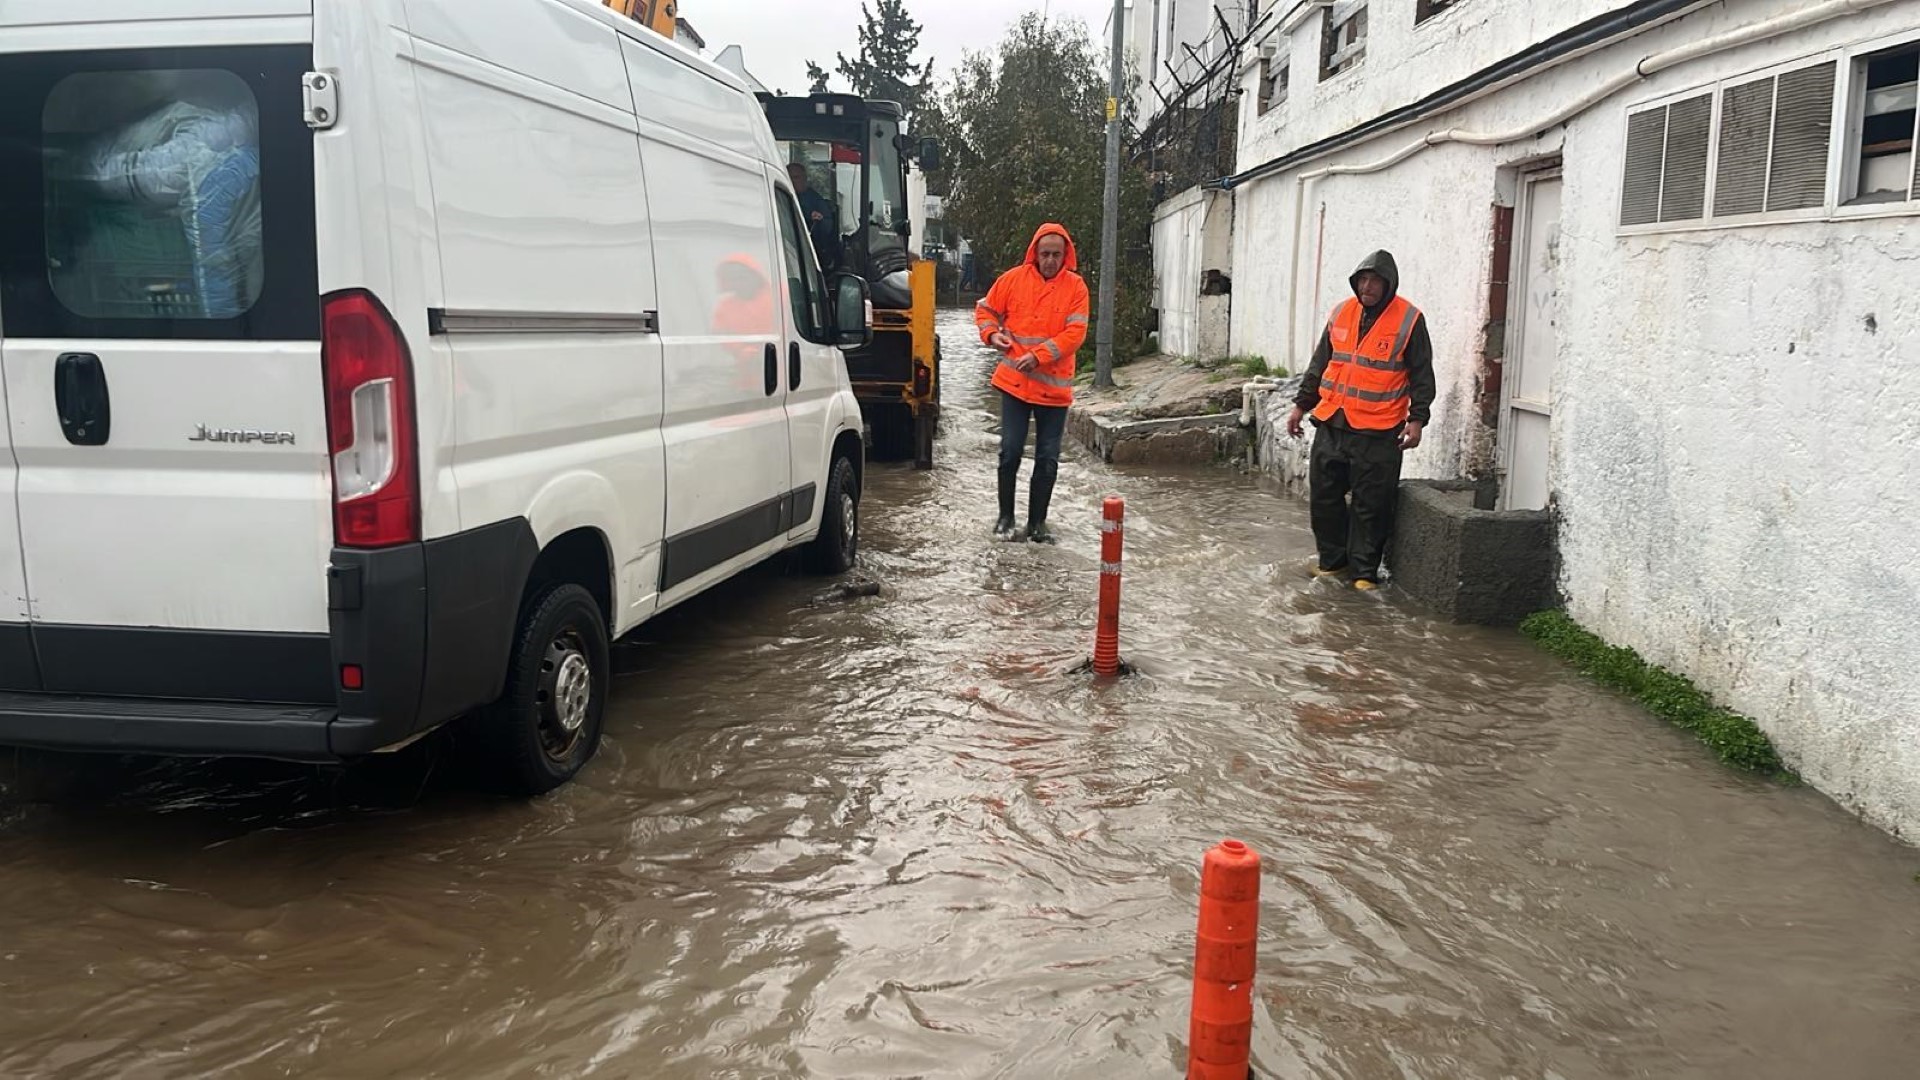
[830, 273, 871, 349]
[917, 138, 942, 171]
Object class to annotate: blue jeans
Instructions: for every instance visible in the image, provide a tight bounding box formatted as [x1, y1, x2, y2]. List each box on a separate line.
[998, 391, 1066, 524]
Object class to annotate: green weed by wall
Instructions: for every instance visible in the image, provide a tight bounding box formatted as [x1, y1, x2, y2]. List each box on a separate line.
[1520, 610, 1790, 778]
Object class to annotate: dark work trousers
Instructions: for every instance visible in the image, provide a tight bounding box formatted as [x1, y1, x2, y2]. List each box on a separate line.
[1309, 421, 1404, 581]
[998, 390, 1068, 526]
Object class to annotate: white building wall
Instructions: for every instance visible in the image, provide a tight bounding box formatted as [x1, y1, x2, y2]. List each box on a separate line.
[1153, 187, 1207, 357]
[1238, 0, 1668, 161]
[1226, 0, 1920, 840]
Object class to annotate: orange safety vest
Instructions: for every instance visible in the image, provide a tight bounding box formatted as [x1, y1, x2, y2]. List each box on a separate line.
[1311, 295, 1421, 431]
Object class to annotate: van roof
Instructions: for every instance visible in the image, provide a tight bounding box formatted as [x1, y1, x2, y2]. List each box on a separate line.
[554, 0, 755, 98]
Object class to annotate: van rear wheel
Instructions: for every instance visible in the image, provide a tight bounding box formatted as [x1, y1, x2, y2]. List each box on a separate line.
[805, 455, 860, 575]
[471, 583, 609, 796]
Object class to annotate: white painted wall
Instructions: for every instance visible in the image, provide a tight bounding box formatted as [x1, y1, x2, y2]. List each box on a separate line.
[1223, 0, 1920, 840]
[1153, 187, 1206, 356]
[1237, 0, 1678, 160]
[1154, 185, 1236, 358]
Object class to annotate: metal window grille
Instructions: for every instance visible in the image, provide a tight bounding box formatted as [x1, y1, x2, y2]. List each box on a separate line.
[1713, 76, 1774, 217]
[1912, 103, 1920, 199]
[1619, 94, 1711, 226]
[1620, 107, 1668, 226]
[1707, 61, 1837, 217]
[1660, 94, 1712, 221]
[1767, 62, 1836, 212]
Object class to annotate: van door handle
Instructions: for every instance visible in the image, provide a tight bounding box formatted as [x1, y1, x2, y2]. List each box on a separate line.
[54, 352, 111, 446]
[789, 342, 802, 391]
[764, 343, 778, 397]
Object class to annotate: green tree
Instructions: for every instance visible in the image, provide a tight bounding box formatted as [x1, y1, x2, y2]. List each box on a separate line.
[941, 14, 1155, 362]
[807, 0, 932, 121]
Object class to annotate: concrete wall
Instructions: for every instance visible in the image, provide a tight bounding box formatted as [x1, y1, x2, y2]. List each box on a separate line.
[1152, 185, 1236, 359]
[1197, 191, 1233, 358]
[1153, 187, 1206, 357]
[1237, 0, 1669, 162]
[1221, 0, 1920, 840]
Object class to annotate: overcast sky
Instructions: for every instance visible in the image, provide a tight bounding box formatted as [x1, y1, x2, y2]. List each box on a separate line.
[690, 0, 1115, 96]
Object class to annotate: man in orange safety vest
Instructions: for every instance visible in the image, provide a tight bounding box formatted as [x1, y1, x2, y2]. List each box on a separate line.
[1286, 250, 1436, 591]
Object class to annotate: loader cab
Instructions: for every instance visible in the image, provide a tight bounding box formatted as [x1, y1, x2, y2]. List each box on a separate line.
[757, 93, 937, 305]
[758, 92, 943, 467]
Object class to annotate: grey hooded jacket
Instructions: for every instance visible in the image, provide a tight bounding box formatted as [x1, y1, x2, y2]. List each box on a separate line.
[1294, 250, 1436, 431]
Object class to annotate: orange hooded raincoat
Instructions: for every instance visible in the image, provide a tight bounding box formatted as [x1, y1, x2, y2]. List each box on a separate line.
[974, 223, 1091, 408]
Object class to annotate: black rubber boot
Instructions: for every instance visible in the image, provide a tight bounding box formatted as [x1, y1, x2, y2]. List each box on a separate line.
[1026, 459, 1058, 544]
[996, 463, 1020, 539]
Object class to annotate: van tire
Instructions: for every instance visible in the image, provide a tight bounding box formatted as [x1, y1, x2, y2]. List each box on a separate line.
[806, 455, 860, 575]
[471, 583, 610, 796]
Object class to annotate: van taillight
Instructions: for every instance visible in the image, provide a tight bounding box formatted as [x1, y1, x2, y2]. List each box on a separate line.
[322, 290, 419, 548]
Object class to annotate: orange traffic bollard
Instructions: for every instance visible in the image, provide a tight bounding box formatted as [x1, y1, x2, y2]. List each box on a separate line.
[1093, 495, 1124, 677]
[1188, 838, 1260, 1080]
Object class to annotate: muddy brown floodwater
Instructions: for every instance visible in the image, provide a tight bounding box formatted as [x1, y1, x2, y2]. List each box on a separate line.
[2, 310, 1918, 1080]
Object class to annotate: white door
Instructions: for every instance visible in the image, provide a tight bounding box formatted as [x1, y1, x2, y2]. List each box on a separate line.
[0, 17, 336, 698]
[1500, 170, 1563, 512]
[769, 176, 839, 539]
[645, 142, 794, 602]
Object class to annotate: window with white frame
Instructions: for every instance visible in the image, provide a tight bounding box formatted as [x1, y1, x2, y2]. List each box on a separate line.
[1712, 62, 1836, 217]
[1620, 92, 1713, 225]
[1843, 41, 1918, 205]
[1619, 35, 1920, 230]
[1416, 0, 1462, 24]
[1322, 1, 1366, 81]
[1258, 54, 1289, 116]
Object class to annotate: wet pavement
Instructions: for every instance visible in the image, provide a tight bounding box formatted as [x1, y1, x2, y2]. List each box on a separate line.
[1, 310, 1917, 1079]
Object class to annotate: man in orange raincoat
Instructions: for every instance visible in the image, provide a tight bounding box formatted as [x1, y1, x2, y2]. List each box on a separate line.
[974, 223, 1090, 543]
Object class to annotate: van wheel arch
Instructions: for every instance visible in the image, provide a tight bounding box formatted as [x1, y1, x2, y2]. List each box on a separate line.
[525, 527, 615, 630]
[832, 429, 864, 497]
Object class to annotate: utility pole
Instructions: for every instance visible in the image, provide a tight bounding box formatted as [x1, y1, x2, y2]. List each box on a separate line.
[1093, 0, 1124, 390]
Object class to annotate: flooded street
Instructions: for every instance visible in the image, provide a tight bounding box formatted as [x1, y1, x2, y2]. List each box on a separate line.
[1, 310, 1916, 1079]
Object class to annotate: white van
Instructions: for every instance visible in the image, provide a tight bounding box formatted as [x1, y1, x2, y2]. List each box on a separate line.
[0, 0, 872, 794]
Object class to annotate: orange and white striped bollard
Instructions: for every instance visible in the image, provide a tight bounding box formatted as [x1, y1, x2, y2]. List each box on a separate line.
[1093, 495, 1124, 677]
[1188, 838, 1261, 1079]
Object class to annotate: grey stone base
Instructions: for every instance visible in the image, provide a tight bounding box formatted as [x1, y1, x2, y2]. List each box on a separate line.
[1390, 480, 1556, 626]
[1067, 409, 1246, 466]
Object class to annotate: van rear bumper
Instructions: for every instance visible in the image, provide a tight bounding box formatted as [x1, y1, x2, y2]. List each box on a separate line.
[0, 693, 417, 763]
[0, 519, 541, 763]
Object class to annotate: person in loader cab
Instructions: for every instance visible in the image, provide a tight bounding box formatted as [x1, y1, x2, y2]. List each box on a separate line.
[787, 162, 841, 271]
[1286, 250, 1436, 591]
[975, 223, 1091, 544]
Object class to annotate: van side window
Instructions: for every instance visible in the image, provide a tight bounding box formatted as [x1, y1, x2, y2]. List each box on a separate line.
[43, 70, 264, 321]
[0, 46, 319, 341]
[773, 186, 832, 342]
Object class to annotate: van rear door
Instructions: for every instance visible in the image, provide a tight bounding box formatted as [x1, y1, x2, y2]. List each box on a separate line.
[0, 5, 334, 703]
